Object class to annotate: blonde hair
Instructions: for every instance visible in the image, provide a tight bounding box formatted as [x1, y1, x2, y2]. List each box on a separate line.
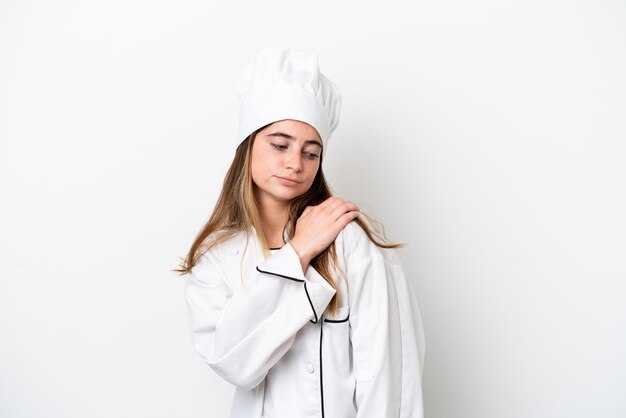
[173, 124, 404, 316]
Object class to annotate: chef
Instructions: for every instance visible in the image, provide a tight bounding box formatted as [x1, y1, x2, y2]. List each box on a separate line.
[181, 46, 426, 418]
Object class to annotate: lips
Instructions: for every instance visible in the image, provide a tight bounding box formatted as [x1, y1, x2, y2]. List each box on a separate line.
[277, 176, 301, 183]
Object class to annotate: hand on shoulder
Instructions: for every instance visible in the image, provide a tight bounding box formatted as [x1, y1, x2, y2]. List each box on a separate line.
[289, 196, 360, 265]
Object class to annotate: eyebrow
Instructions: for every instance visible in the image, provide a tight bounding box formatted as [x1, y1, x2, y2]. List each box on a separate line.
[265, 132, 323, 149]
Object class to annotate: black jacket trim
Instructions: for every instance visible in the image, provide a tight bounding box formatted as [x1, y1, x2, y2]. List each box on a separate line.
[255, 266, 320, 324]
[323, 315, 349, 323]
[319, 319, 325, 417]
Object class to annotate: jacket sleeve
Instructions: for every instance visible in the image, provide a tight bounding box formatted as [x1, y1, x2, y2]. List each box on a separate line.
[345, 226, 426, 417]
[184, 242, 336, 391]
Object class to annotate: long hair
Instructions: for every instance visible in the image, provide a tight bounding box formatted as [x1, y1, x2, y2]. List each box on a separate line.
[173, 123, 405, 316]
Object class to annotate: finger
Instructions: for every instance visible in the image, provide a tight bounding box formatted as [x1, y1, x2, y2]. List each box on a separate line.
[318, 196, 339, 210]
[324, 198, 351, 215]
[337, 210, 360, 227]
[330, 202, 360, 221]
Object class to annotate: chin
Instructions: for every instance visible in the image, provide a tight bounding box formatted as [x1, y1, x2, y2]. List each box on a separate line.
[273, 188, 305, 201]
[277, 191, 303, 201]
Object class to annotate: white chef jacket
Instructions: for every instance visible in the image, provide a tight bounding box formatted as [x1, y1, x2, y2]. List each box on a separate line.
[185, 220, 425, 418]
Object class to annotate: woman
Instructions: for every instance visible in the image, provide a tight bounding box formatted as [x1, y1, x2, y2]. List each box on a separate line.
[176, 47, 425, 418]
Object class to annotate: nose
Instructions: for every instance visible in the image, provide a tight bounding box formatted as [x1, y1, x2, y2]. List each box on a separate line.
[285, 148, 303, 172]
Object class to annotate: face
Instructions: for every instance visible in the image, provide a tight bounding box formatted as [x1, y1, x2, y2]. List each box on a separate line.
[250, 119, 323, 210]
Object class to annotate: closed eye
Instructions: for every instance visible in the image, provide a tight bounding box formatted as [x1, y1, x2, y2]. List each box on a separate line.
[272, 144, 319, 160]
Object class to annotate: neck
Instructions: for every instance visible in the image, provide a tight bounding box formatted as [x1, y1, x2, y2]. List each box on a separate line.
[257, 196, 289, 247]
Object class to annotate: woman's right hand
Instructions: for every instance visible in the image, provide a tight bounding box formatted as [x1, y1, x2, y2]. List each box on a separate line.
[289, 196, 360, 271]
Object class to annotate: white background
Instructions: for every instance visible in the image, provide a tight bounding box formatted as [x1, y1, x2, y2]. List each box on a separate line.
[1, 1, 625, 417]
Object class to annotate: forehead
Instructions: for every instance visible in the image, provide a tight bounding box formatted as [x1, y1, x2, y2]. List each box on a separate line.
[266, 120, 320, 138]
[262, 120, 323, 148]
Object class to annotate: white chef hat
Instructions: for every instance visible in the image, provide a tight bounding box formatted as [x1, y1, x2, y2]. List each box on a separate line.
[234, 46, 342, 158]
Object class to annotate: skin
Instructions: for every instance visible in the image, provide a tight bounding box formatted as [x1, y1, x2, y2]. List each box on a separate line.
[250, 119, 360, 273]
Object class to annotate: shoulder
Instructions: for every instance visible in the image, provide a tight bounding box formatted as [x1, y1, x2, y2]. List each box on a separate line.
[340, 220, 382, 261]
[210, 229, 249, 258]
[187, 230, 250, 288]
[192, 229, 248, 271]
[339, 220, 401, 265]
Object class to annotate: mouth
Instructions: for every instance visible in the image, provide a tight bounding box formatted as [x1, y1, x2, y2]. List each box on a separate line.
[277, 176, 301, 184]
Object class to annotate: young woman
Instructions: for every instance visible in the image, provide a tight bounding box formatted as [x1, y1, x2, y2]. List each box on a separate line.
[176, 47, 425, 418]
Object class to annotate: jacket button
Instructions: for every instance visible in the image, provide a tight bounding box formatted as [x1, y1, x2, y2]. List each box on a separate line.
[305, 362, 314, 374]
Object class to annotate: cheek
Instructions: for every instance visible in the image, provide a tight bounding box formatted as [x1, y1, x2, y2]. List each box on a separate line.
[305, 162, 320, 181]
[309, 159, 321, 171]
[250, 150, 276, 179]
